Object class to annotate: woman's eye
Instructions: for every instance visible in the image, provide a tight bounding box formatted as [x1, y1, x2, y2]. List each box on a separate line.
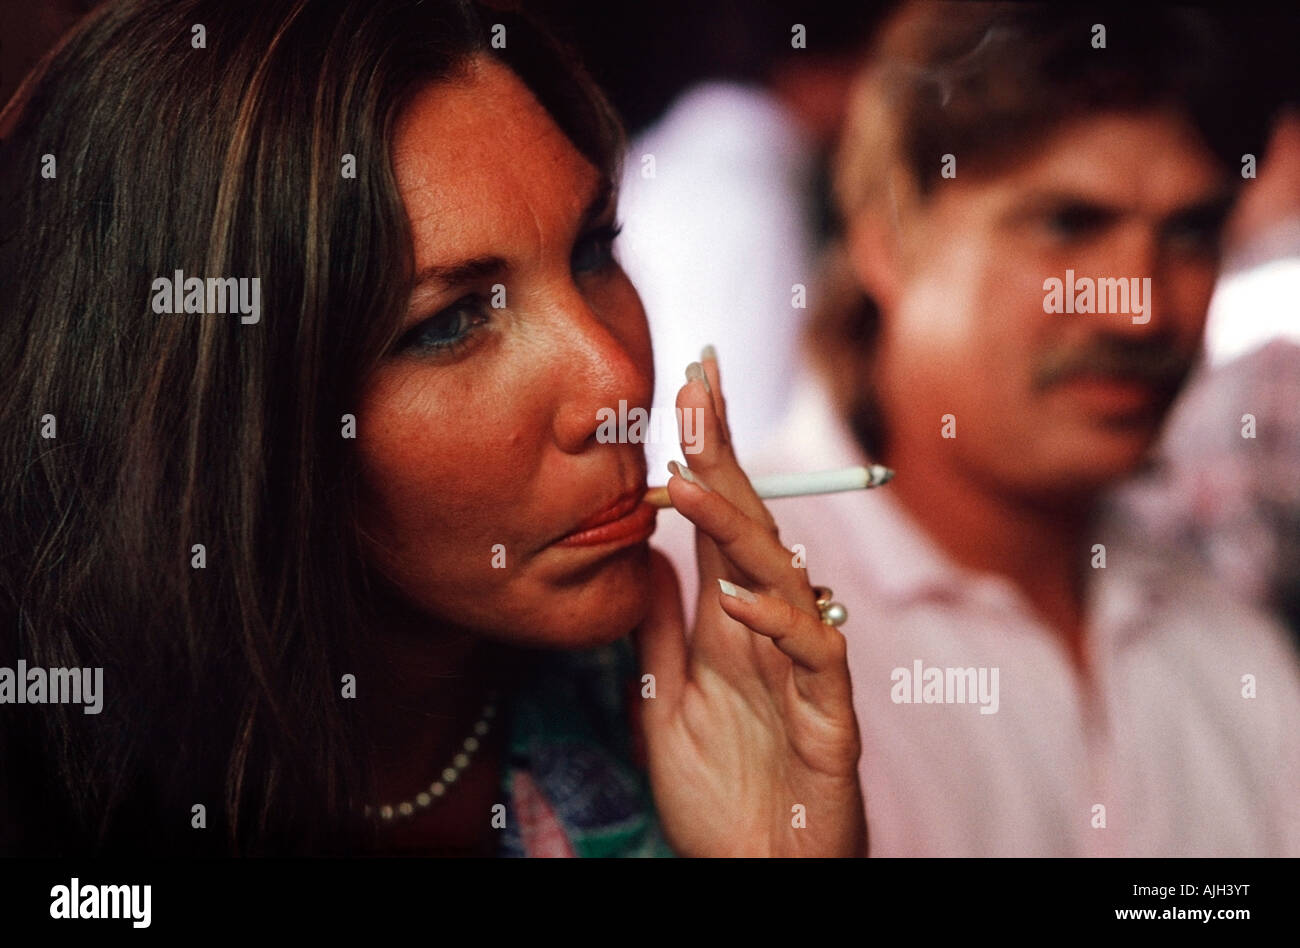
[399, 297, 488, 354]
[572, 222, 622, 274]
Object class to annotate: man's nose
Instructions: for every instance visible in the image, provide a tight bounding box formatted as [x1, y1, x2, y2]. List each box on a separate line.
[1103, 227, 1166, 334]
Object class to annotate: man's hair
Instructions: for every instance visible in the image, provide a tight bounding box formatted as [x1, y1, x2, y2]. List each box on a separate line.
[809, 0, 1277, 461]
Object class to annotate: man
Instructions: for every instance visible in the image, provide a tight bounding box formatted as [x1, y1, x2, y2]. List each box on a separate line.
[655, 1, 1300, 855]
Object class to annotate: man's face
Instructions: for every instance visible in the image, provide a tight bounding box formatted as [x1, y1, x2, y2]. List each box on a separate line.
[872, 111, 1233, 500]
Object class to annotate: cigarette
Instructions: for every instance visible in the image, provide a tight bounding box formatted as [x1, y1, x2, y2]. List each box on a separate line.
[645, 464, 894, 509]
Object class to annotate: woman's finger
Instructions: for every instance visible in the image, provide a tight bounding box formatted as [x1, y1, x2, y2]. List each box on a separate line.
[698, 344, 732, 445]
[667, 463, 814, 609]
[714, 577, 853, 708]
[676, 369, 777, 535]
[665, 462, 816, 611]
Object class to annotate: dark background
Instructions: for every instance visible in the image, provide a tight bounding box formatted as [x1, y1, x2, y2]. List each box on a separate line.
[4, 1, 1296, 138]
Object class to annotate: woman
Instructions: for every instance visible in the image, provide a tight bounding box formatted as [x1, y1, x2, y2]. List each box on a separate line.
[0, 0, 863, 856]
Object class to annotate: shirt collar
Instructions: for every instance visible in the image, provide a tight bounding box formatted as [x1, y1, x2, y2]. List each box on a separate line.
[760, 372, 971, 607]
[762, 371, 1171, 629]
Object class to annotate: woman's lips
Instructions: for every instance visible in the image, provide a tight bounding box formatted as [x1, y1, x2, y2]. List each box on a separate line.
[554, 490, 658, 548]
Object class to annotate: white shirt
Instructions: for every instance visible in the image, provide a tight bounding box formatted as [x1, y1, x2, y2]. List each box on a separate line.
[652, 372, 1300, 856]
[617, 82, 818, 478]
[1204, 221, 1300, 365]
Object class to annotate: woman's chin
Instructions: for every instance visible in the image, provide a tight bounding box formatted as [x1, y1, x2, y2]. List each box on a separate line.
[500, 541, 655, 650]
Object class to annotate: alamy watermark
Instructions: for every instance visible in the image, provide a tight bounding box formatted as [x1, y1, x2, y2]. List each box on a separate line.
[890, 660, 999, 714]
[1043, 269, 1151, 324]
[50, 879, 150, 928]
[596, 401, 704, 454]
[0, 661, 103, 714]
[151, 269, 261, 324]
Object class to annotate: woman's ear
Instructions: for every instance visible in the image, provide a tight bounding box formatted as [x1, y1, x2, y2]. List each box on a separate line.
[845, 210, 903, 314]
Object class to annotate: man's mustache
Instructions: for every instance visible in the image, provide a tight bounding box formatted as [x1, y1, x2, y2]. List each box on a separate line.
[1033, 336, 1195, 393]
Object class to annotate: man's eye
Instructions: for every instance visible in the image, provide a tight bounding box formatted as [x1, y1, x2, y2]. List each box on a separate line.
[1045, 206, 1109, 240]
[399, 297, 489, 353]
[1164, 210, 1227, 252]
[572, 222, 622, 274]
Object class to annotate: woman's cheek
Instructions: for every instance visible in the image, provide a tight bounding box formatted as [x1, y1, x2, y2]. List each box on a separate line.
[357, 368, 549, 578]
[362, 409, 510, 533]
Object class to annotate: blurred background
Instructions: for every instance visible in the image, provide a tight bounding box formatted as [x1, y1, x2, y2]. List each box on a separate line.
[4, 0, 1298, 633]
[6, 0, 1295, 438]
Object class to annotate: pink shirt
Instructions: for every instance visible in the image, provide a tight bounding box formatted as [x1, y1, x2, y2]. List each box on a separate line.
[652, 373, 1300, 856]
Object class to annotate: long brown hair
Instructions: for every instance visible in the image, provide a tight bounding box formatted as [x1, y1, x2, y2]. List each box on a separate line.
[0, 0, 621, 855]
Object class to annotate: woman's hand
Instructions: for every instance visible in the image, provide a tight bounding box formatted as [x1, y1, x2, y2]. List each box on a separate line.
[634, 349, 866, 857]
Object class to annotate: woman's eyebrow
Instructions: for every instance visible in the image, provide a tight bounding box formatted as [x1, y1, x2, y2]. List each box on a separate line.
[408, 178, 615, 293]
[411, 255, 506, 292]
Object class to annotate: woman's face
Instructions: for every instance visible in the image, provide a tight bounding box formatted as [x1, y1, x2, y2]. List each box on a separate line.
[357, 57, 656, 648]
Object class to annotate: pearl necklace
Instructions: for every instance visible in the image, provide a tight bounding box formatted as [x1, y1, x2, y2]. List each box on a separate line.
[364, 689, 500, 823]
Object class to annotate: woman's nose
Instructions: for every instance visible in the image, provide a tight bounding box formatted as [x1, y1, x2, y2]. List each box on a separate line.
[548, 291, 653, 455]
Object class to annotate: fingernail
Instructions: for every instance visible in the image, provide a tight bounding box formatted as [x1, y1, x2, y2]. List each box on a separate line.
[700, 344, 717, 363]
[668, 459, 710, 491]
[685, 361, 712, 394]
[717, 578, 758, 604]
